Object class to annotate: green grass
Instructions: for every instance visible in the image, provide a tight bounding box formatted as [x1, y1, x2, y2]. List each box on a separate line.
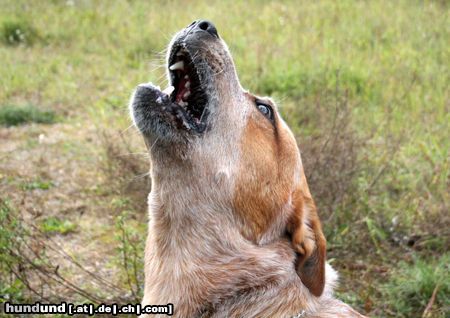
[113, 210, 145, 302]
[39, 216, 77, 235]
[0, 105, 56, 126]
[0, 19, 40, 46]
[0, 199, 27, 302]
[21, 179, 54, 191]
[0, 0, 448, 316]
[382, 255, 449, 317]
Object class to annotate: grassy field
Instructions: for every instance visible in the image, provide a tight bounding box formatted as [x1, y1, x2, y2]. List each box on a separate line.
[0, 0, 448, 317]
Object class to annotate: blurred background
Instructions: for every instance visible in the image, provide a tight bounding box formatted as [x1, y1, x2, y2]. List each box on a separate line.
[0, 1, 448, 317]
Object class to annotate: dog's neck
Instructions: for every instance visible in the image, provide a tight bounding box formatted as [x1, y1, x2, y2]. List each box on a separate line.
[148, 154, 239, 253]
[144, 156, 304, 317]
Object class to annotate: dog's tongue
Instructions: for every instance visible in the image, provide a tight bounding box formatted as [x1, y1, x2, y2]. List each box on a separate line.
[175, 77, 189, 103]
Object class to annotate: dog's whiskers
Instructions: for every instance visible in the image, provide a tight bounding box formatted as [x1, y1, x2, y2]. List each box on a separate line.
[149, 136, 160, 152]
[121, 123, 136, 134]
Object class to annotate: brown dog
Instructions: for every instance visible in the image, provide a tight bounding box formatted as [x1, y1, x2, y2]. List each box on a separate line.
[130, 20, 366, 318]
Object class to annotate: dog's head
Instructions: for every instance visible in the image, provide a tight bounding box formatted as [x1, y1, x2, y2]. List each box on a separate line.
[130, 20, 326, 296]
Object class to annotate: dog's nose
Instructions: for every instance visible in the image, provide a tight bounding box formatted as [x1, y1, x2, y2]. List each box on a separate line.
[191, 20, 219, 38]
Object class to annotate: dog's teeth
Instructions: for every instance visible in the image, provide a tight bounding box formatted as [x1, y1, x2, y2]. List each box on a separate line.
[183, 91, 191, 99]
[162, 85, 175, 95]
[176, 51, 183, 57]
[184, 75, 189, 80]
[179, 101, 187, 107]
[169, 61, 184, 71]
[185, 81, 190, 88]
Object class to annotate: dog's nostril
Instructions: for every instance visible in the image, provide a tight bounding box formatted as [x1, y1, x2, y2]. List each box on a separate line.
[198, 21, 209, 30]
[196, 20, 219, 38]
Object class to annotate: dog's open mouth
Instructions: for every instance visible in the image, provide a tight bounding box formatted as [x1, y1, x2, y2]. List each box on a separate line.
[169, 49, 207, 124]
[132, 46, 210, 135]
[167, 47, 209, 131]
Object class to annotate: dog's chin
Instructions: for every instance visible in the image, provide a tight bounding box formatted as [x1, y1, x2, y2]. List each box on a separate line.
[130, 82, 210, 140]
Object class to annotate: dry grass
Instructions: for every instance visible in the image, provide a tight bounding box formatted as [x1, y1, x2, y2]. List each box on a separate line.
[100, 130, 150, 212]
[0, 198, 134, 304]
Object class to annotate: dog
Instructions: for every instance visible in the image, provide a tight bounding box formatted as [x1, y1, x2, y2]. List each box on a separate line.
[130, 20, 367, 318]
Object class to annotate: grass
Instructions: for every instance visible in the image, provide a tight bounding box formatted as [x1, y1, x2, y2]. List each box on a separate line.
[0, 19, 40, 46]
[114, 211, 145, 302]
[39, 216, 77, 235]
[0, 0, 448, 317]
[382, 255, 449, 317]
[0, 199, 27, 303]
[0, 105, 56, 126]
[21, 179, 54, 191]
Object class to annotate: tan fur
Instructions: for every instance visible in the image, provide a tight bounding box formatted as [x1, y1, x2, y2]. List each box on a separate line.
[130, 21, 367, 318]
[233, 96, 327, 297]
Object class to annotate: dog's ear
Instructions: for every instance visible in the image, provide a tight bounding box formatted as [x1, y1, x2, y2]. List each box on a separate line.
[286, 179, 326, 297]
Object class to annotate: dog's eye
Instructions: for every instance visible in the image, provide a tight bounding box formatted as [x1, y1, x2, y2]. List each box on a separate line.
[256, 102, 274, 121]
